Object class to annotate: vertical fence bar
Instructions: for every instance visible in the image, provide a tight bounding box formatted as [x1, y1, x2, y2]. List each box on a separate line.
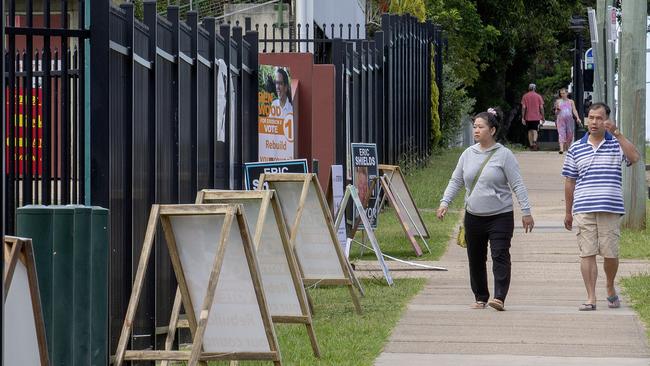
[42, 0, 51, 205]
[23, 0, 34, 205]
[143, 0, 160, 352]
[78, 0, 86, 202]
[243, 30, 259, 164]
[187, 11, 199, 197]
[34, 49, 41, 201]
[204, 17, 218, 189]
[2, 0, 16, 234]
[374, 31, 384, 163]
[72, 47, 78, 203]
[219, 24, 232, 187]
[53, 49, 60, 204]
[232, 26, 243, 189]
[332, 38, 345, 167]
[7, 1, 16, 233]
[117, 3, 140, 359]
[61, 0, 70, 204]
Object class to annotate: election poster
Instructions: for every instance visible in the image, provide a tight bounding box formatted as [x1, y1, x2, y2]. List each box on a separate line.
[258, 65, 295, 162]
[243, 159, 308, 190]
[351, 143, 379, 229]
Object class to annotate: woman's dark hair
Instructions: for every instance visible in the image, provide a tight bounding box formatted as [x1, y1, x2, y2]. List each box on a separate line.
[275, 67, 292, 105]
[473, 108, 503, 140]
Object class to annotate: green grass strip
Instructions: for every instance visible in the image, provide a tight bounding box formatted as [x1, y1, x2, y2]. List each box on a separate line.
[206, 278, 425, 366]
[621, 274, 650, 340]
[620, 200, 650, 259]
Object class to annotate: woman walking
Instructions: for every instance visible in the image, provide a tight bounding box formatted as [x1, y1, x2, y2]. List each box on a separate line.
[554, 88, 582, 154]
[436, 108, 535, 311]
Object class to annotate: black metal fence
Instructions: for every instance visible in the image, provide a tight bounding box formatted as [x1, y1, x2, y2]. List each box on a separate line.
[4, 1, 89, 233]
[90, 2, 258, 358]
[257, 14, 442, 169]
[4, 3, 440, 363]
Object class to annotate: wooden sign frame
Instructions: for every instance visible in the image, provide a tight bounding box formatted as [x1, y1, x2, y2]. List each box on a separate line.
[379, 164, 430, 238]
[3, 236, 50, 366]
[113, 204, 281, 366]
[161, 190, 321, 361]
[379, 176, 424, 256]
[258, 173, 362, 314]
[333, 185, 393, 286]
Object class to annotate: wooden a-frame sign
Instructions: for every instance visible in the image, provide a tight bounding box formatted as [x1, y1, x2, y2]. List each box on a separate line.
[379, 164, 430, 238]
[379, 176, 424, 256]
[113, 204, 281, 366]
[258, 173, 362, 314]
[4, 236, 50, 366]
[161, 190, 321, 362]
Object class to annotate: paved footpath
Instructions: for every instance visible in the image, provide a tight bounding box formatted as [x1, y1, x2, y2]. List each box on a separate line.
[372, 151, 650, 366]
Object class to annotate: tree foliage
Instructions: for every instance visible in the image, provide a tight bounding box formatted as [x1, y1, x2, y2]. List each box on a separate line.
[430, 49, 442, 146]
[389, 0, 427, 21]
[471, 0, 591, 118]
[425, 0, 499, 86]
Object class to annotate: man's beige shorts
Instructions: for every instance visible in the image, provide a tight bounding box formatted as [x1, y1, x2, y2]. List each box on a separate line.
[574, 212, 622, 258]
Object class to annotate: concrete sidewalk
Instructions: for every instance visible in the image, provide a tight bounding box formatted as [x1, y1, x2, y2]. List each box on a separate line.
[373, 151, 650, 366]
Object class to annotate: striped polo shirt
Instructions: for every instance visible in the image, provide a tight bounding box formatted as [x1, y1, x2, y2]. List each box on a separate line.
[561, 132, 627, 214]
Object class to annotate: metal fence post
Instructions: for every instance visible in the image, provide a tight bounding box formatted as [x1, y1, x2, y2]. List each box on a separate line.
[374, 31, 385, 163]
[90, 0, 110, 209]
[204, 17, 218, 189]
[243, 30, 259, 164]
[232, 26, 244, 189]
[219, 24, 232, 188]
[331, 39, 344, 166]
[187, 11, 199, 197]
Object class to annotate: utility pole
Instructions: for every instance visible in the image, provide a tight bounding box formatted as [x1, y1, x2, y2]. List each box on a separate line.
[591, 4, 605, 102]
[619, 0, 646, 229]
[605, 5, 616, 119]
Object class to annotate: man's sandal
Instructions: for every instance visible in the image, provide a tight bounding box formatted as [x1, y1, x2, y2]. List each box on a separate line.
[488, 299, 505, 311]
[579, 303, 597, 311]
[607, 295, 621, 309]
[470, 301, 487, 309]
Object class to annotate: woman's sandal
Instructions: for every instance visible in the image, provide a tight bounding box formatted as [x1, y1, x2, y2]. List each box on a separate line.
[607, 295, 620, 308]
[579, 303, 597, 311]
[488, 299, 505, 311]
[470, 301, 487, 309]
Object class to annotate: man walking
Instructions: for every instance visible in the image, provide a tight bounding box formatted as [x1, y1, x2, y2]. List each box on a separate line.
[562, 102, 640, 311]
[521, 83, 545, 150]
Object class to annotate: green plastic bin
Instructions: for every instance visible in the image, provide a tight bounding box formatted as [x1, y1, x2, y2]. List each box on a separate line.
[17, 205, 109, 366]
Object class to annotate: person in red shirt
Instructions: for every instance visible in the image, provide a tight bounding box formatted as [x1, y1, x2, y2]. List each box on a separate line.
[521, 83, 545, 150]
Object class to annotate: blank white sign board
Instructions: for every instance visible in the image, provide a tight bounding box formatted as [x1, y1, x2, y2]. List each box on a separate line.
[273, 181, 346, 280]
[208, 198, 301, 316]
[380, 165, 430, 238]
[4, 258, 41, 366]
[170, 215, 270, 353]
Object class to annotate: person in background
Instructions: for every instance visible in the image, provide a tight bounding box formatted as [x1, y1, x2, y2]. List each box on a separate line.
[437, 108, 535, 312]
[562, 102, 640, 311]
[554, 88, 582, 154]
[521, 83, 545, 151]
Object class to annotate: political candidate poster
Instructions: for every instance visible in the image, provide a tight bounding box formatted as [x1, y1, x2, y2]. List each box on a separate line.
[258, 65, 295, 161]
[351, 143, 379, 229]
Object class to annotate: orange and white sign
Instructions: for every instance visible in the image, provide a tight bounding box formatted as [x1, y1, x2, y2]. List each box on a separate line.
[258, 65, 295, 162]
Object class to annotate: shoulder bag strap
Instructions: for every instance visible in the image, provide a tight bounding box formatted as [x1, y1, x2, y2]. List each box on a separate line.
[468, 148, 498, 197]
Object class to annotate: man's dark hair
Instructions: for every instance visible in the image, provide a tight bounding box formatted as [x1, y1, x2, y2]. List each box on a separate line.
[588, 102, 610, 118]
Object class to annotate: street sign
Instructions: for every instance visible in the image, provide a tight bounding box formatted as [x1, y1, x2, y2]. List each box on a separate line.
[585, 48, 594, 70]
